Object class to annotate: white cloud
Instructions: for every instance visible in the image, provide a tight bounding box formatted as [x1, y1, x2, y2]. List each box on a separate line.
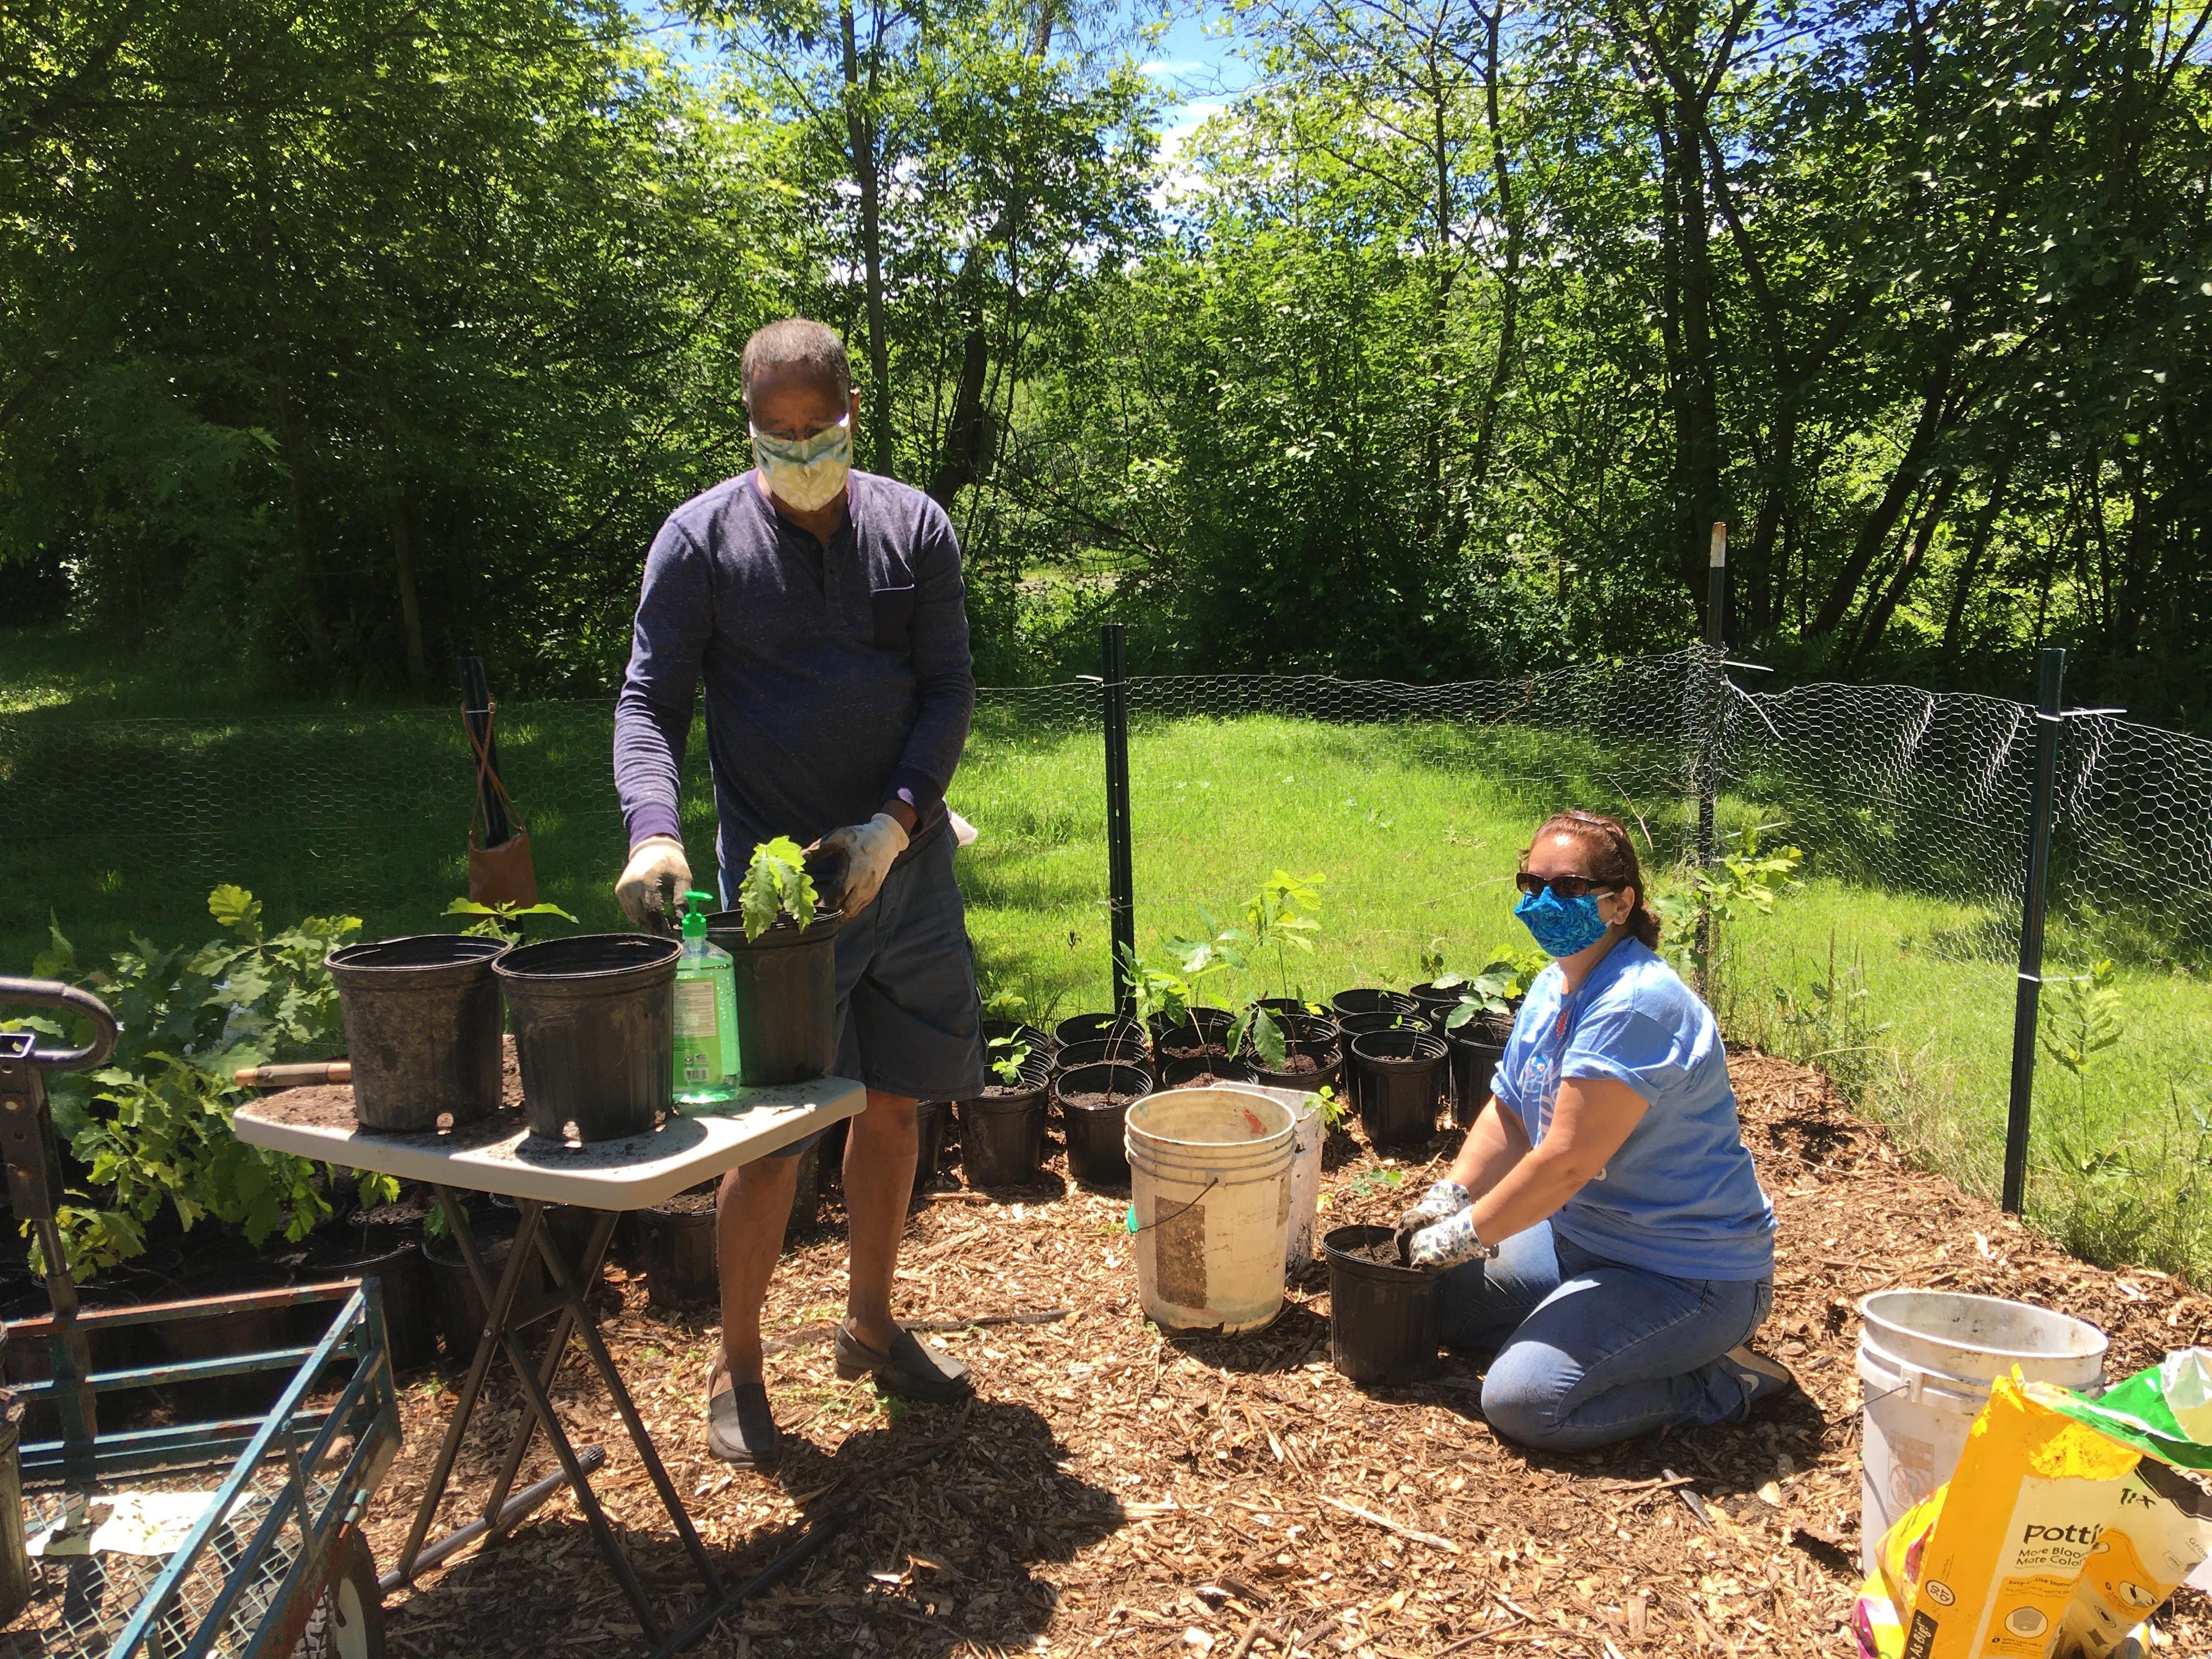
[1139, 59, 1207, 75]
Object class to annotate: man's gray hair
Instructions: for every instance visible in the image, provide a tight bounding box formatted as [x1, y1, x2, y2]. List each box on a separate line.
[741, 318, 851, 405]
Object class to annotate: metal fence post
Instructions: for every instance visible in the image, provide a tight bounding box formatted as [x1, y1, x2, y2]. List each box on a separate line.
[2001, 647, 2067, 1215]
[1693, 524, 1726, 1000]
[1101, 627, 1137, 1016]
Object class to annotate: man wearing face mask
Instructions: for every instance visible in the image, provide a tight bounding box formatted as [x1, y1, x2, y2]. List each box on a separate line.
[612, 318, 983, 1470]
[1393, 809, 1791, 1452]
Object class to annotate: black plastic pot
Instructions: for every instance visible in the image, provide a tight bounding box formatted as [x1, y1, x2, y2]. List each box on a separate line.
[958, 1077, 1049, 1187]
[1406, 981, 1468, 1022]
[1350, 1029, 1450, 1148]
[327, 935, 507, 1134]
[1255, 997, 1324, 1024]
[1330, 988, 1419, 1022]
[1323, 1224, 1439, 1386]
[1272, 1010, 1342, 1048]
[1249, 1040, 1344, 1096]
[1053, 1012, 1143, 1050]
[1336, 1010, 1419, 1119]
[422, 1206, 544, 1360]
[1159, 1055, 1256, 1087]
[1053, 1062, 1153, 1184]
[705, 909, 841, 1086]
[915, 1101, 950, 1203]
[983, 1018, 1053, 1059]
[495, 934, 679, 1143]
[1445, 1029, 1509, 1128]
[1055, 1034, 1153, 1076]
[160, 1258, 294, 1418]
[639, 1183, 720, 1310]
[302, 1223, 436, 1372]
[1148, 1007, 1232, 1062]
[0, 1392, 25, 1625]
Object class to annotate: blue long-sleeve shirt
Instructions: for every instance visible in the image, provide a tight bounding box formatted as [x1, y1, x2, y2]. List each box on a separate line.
[613, 470, 975, 876]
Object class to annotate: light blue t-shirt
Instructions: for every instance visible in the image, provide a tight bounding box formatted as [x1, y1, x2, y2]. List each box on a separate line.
[1492, 939, 1775, 1280]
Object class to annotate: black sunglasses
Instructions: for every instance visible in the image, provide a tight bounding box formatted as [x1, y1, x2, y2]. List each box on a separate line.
[1515, 872, 1622, 900]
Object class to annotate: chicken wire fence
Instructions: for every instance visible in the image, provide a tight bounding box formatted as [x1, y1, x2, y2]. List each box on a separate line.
[2, 648, 2207, 1210]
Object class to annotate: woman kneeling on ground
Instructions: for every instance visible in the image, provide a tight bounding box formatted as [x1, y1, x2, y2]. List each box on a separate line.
[1397, 809, 1792, 1451]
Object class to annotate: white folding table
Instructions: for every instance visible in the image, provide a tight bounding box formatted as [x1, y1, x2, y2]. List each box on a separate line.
[234, 1077, 866, 1655]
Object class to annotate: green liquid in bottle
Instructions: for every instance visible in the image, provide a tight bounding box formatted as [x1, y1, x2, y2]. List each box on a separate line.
[672, 891, 741, 1108]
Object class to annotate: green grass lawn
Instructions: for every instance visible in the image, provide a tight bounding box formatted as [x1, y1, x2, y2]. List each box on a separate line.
[6, 626, 2209, 1280]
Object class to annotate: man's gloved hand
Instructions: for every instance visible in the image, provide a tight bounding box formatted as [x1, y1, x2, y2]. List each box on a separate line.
[810, 812, 909, 918]
[617, 836, 691, 935]
[1406, 1207, 1493, 1273]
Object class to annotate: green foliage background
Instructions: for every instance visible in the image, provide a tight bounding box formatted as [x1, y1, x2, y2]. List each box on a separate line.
[8, 0, 2212, 719]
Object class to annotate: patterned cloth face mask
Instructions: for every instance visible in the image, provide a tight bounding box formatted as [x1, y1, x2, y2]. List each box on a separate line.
[752, 415, 853, 512]
[1514, 884, 1611, 957]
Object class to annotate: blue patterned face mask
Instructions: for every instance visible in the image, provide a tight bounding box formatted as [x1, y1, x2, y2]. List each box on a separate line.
[1515, 885, 1610, 957]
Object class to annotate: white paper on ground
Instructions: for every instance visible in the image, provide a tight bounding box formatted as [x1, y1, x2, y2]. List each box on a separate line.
[27, 1491, 242, 1559]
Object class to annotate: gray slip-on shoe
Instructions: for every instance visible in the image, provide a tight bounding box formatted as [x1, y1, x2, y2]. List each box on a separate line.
[833, 1322, 973, 1402]
[708, 1381, 782, 1470]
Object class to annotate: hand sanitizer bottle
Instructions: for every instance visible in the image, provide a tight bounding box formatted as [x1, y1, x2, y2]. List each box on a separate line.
[672, 891, 740, 1108]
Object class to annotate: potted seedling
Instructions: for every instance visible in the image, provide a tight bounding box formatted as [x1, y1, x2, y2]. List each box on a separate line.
[1430, 946, 1539, 1125]
[1119, 943, 1228, 1070]
[1163, 871, 1328, 1078]
[981, 988, 1053, 1066]
[958, 1024, 1051, 1188]
[704, 836, 841, 1086]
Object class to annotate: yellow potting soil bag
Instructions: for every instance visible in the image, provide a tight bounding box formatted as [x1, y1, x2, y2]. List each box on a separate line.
[2056, 1458, 2212, 1658]
[1855, 1375, 2139, 1659]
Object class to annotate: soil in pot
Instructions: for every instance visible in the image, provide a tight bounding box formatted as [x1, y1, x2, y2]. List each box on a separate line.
[495, 933, 679, 1142]
[1055, 1035, 1152, 1076]
[1159, 1056, 1257, 1088]
[1323, 1224, 1439, 1387]
[300, 1220, 436, 1371]
[706, 909, 842, 1086]
[1350, 1029, 1450, 1149]
[1329, 988, 1419, 1022]
[326, 935, 506, 1133]
[1148, 1007, 1232, 1062]
[638, 1183, 720, 1310]
[1053, 1062, 1153, 1185]
[958, 1074, 1049, 1188]
[1249, 1041, 1344, 1095]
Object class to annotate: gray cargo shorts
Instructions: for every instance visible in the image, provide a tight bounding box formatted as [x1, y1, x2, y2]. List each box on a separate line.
[721, 821, 984, 1160]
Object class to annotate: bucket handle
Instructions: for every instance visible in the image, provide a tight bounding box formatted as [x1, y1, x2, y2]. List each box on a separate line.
[1124, 1174, 1222, 1237]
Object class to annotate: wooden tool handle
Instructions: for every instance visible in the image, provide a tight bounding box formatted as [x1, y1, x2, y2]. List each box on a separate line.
[232, 1061, 352, 1087]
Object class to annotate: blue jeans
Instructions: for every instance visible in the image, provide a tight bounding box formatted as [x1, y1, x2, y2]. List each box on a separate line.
[1434, 1222, 1774, 1451]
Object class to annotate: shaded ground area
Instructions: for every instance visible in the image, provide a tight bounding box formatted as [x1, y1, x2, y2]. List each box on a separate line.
[359, 1051, 2212, 1656]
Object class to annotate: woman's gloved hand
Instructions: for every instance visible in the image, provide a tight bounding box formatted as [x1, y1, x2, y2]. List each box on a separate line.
[1406, 1206, 1496, 1272]
[809, 812, 909, 918]
[1395, 1180, 1472, 1238]
[616, 836, 691, 934]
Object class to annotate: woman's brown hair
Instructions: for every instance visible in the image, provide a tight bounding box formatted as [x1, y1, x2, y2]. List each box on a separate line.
[1522, 810, 1663, 950]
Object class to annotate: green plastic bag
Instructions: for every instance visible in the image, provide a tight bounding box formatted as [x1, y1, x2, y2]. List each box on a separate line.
[2045, 1348, 2212, 1470]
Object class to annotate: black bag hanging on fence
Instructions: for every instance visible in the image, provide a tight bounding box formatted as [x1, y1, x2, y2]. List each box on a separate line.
[465, 701, 539, 909]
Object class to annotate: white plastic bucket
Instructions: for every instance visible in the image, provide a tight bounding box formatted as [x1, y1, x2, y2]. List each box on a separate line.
[1233, 1084, 1327, 1272]
[1857, 1290, 2107, 1572]
[1126, 1087, 1296, 1333]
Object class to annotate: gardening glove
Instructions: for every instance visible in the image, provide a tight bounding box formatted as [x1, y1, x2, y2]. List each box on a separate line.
[1395, 1180, 1472, 1238]
[616, 836, 691, 935]
[809, 812, 908, 918]
[1394, 1178, 1472, 1264]
[1406, 1207, 1494, 1273]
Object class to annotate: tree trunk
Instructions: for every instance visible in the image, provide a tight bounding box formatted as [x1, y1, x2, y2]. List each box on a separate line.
[841, 0, 895, 476]
[1466, 0, 1521, 492]
[1663, 97, 1724, 600]
[1808, 366, 1951, 635]
[387, 487, 430, 689]
[1852, 470, 1960, 665]
[1939, 466, 2011, 670]
[925, 313, 992, 507]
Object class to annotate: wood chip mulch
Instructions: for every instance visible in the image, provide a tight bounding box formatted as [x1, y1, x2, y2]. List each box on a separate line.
[359, 1048, 2212, 1657]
